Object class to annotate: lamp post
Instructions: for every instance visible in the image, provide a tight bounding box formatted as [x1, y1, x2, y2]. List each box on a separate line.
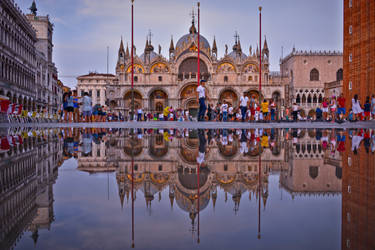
[131, 0, 135, 121]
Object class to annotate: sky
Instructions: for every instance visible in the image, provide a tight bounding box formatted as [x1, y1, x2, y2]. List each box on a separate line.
[17, 0, 343, 88]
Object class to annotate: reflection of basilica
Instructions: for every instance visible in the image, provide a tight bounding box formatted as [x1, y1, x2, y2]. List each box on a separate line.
[77, 129, 345, 224]
[0, 130, 63, 249]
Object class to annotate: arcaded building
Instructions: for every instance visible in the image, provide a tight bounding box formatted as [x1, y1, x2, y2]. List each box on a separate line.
[280, 49, 343, 117]
[106, 17, 286, 117]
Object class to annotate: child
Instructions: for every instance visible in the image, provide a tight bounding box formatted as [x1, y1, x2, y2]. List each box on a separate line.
[316, 106, 323, 121]
[348, 109, 354, 122]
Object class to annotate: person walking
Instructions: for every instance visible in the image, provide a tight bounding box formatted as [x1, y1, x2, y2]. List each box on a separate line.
[197, 80, 207, 121]
[240, 92, 249, 122]
[66, 92, 74, 123]
[137, 107, 143, 121]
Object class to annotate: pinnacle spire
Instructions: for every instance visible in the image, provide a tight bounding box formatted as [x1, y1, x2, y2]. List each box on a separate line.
[212, 36, 217, 54]
[125, 43, 130, 58]
[119, 37, 125, 53]
[29, 0, 37, 15]
[263, 36, 268, 50]
[169, 36, 175, 53]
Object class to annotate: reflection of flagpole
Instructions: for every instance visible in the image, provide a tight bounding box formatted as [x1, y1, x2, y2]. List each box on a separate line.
[131, 133, 135, 248]
[131, 0, 135, 121]
[197, 2, 200, 86]
[197, 161, 200, 244]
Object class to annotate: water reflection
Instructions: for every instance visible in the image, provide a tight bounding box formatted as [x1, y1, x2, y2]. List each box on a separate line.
[0, 127, 374, 249]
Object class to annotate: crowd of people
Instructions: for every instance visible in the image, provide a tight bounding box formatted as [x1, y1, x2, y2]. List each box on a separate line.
[2, 86, 374, 124]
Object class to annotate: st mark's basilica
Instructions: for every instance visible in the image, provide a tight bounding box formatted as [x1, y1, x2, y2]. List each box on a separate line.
[105, 14, 285, 117]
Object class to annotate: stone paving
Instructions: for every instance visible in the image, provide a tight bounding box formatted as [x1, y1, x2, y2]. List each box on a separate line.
[1, 121, 375, 129]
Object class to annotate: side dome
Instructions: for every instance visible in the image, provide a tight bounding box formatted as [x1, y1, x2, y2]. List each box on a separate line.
[139, 51, 159, 63]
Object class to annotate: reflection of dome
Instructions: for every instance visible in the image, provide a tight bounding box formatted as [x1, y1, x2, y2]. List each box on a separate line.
[175, 186, 210, 213]
[178, 167, 210, 190]
[176, 33, 210, 51]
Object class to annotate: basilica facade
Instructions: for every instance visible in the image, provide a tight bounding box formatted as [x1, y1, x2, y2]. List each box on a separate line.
[106, 18, 286, 117]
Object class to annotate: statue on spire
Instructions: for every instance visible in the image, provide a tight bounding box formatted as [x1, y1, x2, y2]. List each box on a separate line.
[29, 0, 37, 15]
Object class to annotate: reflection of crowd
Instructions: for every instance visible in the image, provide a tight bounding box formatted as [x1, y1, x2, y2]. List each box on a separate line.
[2, 128, 374, 164]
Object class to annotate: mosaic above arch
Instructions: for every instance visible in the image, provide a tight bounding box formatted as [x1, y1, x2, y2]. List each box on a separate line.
[243, 63, 259, 73]
[127, 64, 144, 73]
[217, 62, 236, 73]
[150, 63, 169, 73]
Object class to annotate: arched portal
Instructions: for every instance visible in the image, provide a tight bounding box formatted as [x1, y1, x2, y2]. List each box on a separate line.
[124, 90, 143, 111]
[219, 89, 239, 108]
[149, 90, 168, 113]
[180, 84, 201, 118]
[244, 90, 263, 102]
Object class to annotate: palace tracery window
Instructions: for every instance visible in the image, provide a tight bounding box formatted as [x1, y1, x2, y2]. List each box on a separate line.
[310, 68, 319, 81]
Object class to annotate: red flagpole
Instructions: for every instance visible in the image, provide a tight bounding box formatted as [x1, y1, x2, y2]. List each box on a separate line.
[259, 6, 262, 103]
[131, 0, 135, 120]
[197, 2, 200, 86]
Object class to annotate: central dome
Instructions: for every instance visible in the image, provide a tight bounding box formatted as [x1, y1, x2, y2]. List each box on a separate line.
[175, 23, 210, 51]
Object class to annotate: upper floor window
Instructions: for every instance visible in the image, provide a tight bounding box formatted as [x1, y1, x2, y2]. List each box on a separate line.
[336, 68, 343, 81]
[349, 25, 352, 34]
[248, 76, 253, 81]
[310, 68, 319, 81]
[349, 54, 352, 62]
[134, 76, 138, 82]
[97, 90, 100, 97]
[349, 0, 352, 8]
[158, 76, 162, 82]
[224, 76, 228, 83]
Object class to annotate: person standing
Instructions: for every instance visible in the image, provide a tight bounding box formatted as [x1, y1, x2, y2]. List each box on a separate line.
[72, 90, 80, 123]
[364, 96, 371, 121]
[163, 106, 170, 121]
[81, 92, 92, 122]
[137, 107, 143, 121]
[261, 99, 269, 122]
[337, 93, 346, 122]
[221, 101, 228, 122]
[197, 80, 207, 121]
[371, 94, 375, 120]
[207, 104, 213, 121]
[240, 93, 249, 122]
[351, 94, 363, 121]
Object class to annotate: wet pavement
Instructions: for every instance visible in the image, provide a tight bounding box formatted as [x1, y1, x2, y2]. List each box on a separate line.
[0, 127, 374, 250]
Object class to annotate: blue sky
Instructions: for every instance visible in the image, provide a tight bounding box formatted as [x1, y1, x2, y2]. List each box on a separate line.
[18, 0, 343, 88]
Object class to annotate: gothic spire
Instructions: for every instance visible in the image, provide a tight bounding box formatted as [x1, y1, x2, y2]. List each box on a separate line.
[119, 37, 125, 53]
[263, 36, 268, 50]
[212, 36, 217, 54]
[125, 43, 130, 58]
[29, 0, 37, 15]
[189, 7, 197, 34]
[169, 36, 175, 53]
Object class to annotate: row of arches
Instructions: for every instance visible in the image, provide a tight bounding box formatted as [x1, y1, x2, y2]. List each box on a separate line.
[0, 88, 36, 111]
[296, 93, 323, 104]
[116, 85, 281, 113]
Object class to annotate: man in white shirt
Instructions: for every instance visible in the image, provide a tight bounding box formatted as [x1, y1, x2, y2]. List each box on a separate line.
[197, 80, 207, 121]
[240, 92, 249, 122]
[221, 101, 229, 121]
